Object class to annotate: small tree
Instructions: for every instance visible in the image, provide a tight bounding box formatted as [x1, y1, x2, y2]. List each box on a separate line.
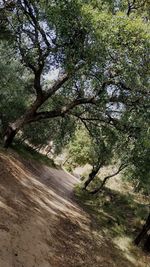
[66, 125, 118, 189]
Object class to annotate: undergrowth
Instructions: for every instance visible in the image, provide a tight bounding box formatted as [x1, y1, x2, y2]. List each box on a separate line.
[1, 141, 55, 168]
[75, 184, 149, 239]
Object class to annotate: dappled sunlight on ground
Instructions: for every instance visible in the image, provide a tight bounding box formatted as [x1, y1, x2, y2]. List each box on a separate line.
[113, 236, 138, 265]
[0, 150, 149, 267]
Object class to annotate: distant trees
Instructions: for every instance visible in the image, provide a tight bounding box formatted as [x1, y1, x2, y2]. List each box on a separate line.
[66, 125, 117, 189]
[82, 126, 117, 190]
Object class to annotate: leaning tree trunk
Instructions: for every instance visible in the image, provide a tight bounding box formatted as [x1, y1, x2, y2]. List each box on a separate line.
[3, 117, 28, 148]
[3, 71, 70, 148]
[4, 125, 18, 148]
[3, 98, 42, 148]
[82, 163, 103, 190]
[134, 214, 150, 246]
[90, 174, 110, 195]
[144, 234, 150, 252]
[90, 163, 127, 195]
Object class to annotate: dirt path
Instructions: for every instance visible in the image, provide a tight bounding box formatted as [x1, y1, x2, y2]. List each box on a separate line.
[0, 150, 149, 267]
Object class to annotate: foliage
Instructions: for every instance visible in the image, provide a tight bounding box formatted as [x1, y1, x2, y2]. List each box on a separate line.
[67, 127, 93, 166]
[124, 124, 150, 195]
[0, 42, 30, 134]
[22, 115, 77, 154]
[0, 0, 149, 193]
[10, 141, 55, 167]
[66, 125, 118, 171]
[75, 184, 149, 238]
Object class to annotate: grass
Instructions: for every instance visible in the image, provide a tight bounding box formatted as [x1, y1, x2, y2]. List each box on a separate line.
[75, 184, 149, 239]
[8, 141, 56, 168]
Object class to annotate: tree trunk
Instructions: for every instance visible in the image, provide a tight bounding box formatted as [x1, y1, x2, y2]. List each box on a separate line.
[3, 117, 27, 148]
[134, 228, 149, 246]
[144, 234, 150, 252]
[3, 98, 43, 148]
[90, 164, 126, 195]
[4, 125, 18, 148]
[90, 176, 108, 195]
[3, 72, 70, 148]
[82, 163, 102, 190]
[3, 115, 32, 148]
[134, 214, 150, 246]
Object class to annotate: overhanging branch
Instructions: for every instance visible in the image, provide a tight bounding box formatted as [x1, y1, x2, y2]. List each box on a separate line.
[31, 96, 96, 122]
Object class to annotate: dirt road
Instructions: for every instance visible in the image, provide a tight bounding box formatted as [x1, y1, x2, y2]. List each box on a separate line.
[0, 150, 148, 267]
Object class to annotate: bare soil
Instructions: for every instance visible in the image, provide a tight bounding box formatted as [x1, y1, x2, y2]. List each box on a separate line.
[0, 150, 149, 267]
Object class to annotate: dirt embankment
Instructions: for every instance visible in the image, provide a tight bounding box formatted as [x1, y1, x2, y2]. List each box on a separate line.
[0, 150, 149, 267]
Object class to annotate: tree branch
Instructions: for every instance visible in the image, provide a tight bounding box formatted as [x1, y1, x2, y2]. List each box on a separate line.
[31, 96, 96, 122]
[43, 61, 86, 100]
[127, 0, 147, 16]
[19, 0, 51, 49]
[43, 73, 69, 100]
[90, 163, 127, 194]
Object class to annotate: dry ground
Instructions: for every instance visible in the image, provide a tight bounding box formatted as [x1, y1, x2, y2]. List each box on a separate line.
[0, 149, 149, 267]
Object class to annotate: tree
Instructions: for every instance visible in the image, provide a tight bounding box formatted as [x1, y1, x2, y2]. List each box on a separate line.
[0, 42, 30, 140]
[66, 124, 119, 190]
[21, 114, 77, 152]
[66, 127, 93, 167]
[126, 0, 150, 16]
[82, 125, 118, 190]
[0, 0, 149, 148]
[89, 163, 127, 194]
[134, 213, 150, 252]
[119, 101, 150, 195]
[0, 1, 15, 40]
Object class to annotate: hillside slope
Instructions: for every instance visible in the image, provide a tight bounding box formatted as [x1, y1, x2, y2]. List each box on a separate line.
[0, 149, 149, 267]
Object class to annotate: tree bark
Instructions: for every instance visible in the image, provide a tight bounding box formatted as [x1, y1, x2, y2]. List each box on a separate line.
[3, 97, 43, 148]
[134, 214, 150, 246]
[3, 125, 17, 148]
[82, 162, 103, 190]
[3, 72, 70, 148]
[144, 234, 150, 252]
[90, 164, 126, 194]
[3, 94, 97, 148]
[4, 119, 27, 148]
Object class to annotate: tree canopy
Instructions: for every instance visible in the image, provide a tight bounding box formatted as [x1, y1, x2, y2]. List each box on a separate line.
[0, 0, 149, 191]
